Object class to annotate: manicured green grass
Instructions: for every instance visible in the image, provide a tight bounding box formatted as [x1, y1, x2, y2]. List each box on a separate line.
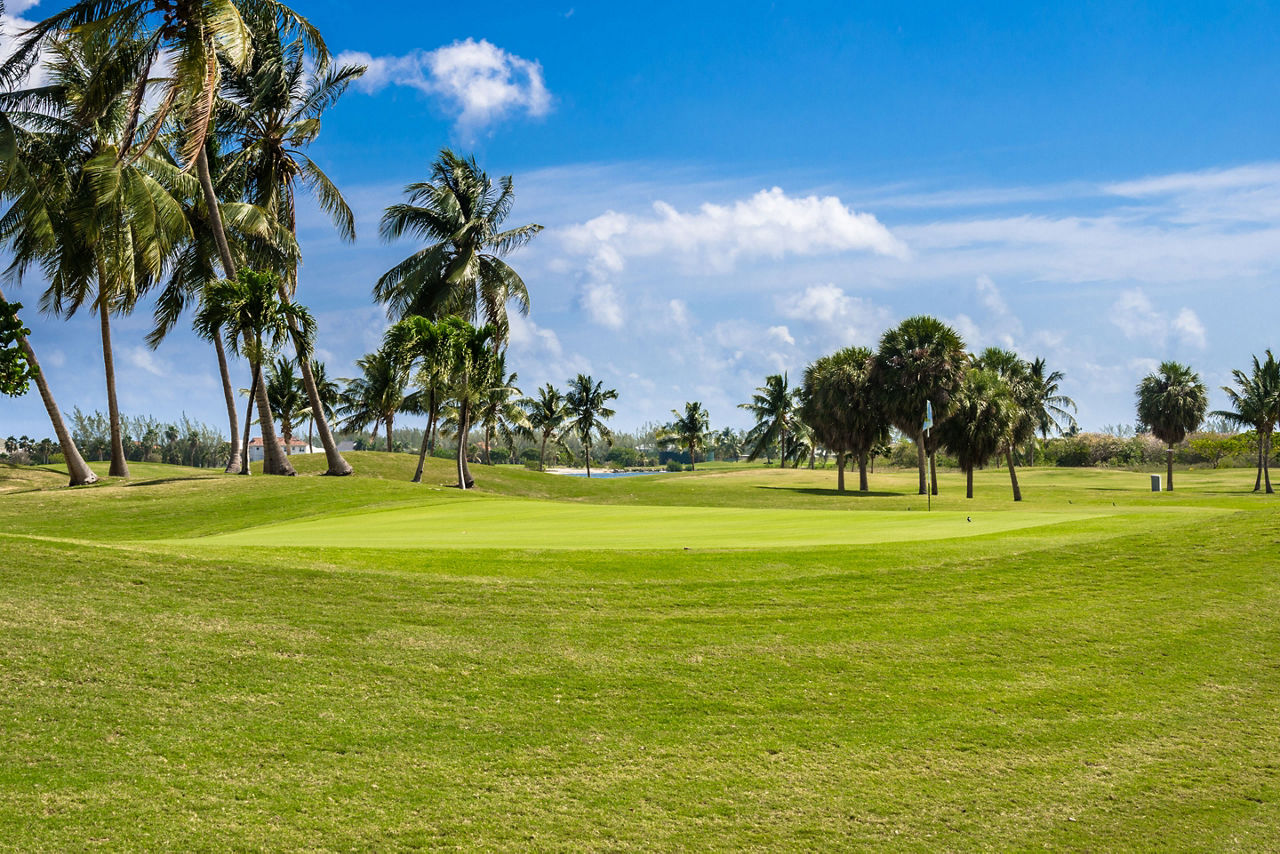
[1, 454, 1277, 848]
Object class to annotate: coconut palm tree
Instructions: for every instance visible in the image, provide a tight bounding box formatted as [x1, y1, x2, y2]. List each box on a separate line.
[375, 150, 543, 343]
[337, 346, 409, 454]
[938, 368, 1016, 499]
[1136, 361, 1209, 492]
[305, 358, 340, 454]
[217, 11, 363, 476]
[975, 347, 1036, 501]
[799, 346, 888, 493]
[873, 316, 967, 496]
[0, 33, 191, 478]
[1213, 350, 1279, 494]
[385, 314, 463, 483]
[441, 323, 500, 489]
[659, 402, 711, 470]
[1025, 357, 1077, 466]
[475, 351, 526, 465]
[193, 268, 310, 475]
[564, 374, 618, 478]
[265, 356, 309, 454]
[0, 287, 97, 485]
[525, 383, 568, 472]
[740, 373, 799, 468]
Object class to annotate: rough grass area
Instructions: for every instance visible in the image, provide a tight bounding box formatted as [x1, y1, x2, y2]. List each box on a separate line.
[0, 454, 1277, 849]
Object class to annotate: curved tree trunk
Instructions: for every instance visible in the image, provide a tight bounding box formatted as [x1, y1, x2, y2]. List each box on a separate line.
[283, 291, 351, 476]
[413, 422, 431, 483]
[254, 368, 294, 475]
[213, 333, 242, 473]
[1166, 445, 1174, 491]
[1005, 447, 1023, 501]
[3, 284, 97, 486]
[966, 466, 974, 499]
[241, 363, 258, 476]
[915, 431, 928, 495]
[98, 299, 129, 478]
[836, 451, 845, 493]
[859, 450, 870, 492]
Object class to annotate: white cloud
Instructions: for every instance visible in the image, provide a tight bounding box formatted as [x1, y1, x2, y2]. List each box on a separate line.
[1109, 288, 1207, 350]
[666, 299, 691, 328]
[126, 347, 168, 377]
[766, 325, 795, 346]
[508, 311, 564, 358]
[775, 283, 892, 349]
[581, 282, 624, 329]
[561, 187, 908, 278]
[338, 39, 550, 130]
[1172, 307, 1207, 349]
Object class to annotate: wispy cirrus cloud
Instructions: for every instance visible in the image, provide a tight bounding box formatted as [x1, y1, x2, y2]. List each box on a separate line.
[337, 38, 549, 132]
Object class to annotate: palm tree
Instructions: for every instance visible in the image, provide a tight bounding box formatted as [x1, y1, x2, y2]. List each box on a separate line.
[375, 150, 543, 343]
[975, 347, 1036, 501]
[1, 33, 191, 478]
[385, 315, 463, 483]
[0, 286, 97, 485]
[1136, 361, 1209, 492]
[938, 368, 1016, 499]
[1213, 350, 1279, 494]
[337, 346, 410, 454]
[525, 383, 568, 472]
[799, 347, 888, 492]
[873, 316, 967, 496]
[1025, 357, 1077, 466]
[218, 12, 363, 476]
[564, 374, 618, 478]
[659, 402, 711, 470]
[475, 351, 526, 465]
[265, 356, 309, 454]
[306, 358, 340, 455]
[739, 374, 799, 468]
[441, 323, 500, 489]
[194, 268, 310, 475]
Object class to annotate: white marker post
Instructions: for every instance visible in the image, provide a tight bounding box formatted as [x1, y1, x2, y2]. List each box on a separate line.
[923, 401, 934, 512]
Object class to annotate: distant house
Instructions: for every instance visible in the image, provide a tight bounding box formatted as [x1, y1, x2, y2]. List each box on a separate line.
[246, 436, 315, 462]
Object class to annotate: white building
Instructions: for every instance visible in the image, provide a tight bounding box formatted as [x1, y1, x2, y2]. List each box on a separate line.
[246, 436, 317, 462]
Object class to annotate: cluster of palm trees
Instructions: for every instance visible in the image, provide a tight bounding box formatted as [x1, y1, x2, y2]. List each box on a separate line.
[738, 316, 1078, 499]
[1210, 350, 1278, 494]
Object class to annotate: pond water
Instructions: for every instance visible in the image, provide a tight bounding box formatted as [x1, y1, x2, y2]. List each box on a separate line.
[556, 470, 666, 479]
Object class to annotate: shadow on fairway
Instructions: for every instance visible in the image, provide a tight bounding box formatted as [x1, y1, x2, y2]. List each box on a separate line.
[756, 486, 901, 498]
[124, 477, 213, 488]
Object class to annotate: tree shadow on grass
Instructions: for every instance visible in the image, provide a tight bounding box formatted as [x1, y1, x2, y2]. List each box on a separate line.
[755, 486, 902, 498]
[124, 477, 214, 488]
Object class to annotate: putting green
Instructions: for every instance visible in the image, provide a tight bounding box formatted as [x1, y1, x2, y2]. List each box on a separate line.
[185, 497, 1107, 550]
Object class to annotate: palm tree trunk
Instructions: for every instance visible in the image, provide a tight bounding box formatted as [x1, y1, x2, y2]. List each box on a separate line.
[241, 363, 259, 476]
[688, 441, 696, 472]
[539, 434, 549, 472]
[1005, 447, 1023, 501]
[386, 414, 394, 453]
[1166, 445, 1174, 491]
[98, 299, 129, 478]
[915, 431, 928, 495]
[966, 466, 974, 499]
[282, 419, 292, 455]
[456, 402, 474, 489]
[413, 422, 431, 483]
[213, 333, 242, 473]
[1026, 436, 1036, 467]
[295, 349, 351, 475]
[1255, 431, 1264, 492]
[2, 285, 97, 486]
[836, 451, 845, 493]
[253, 362, 294, 476]
[483, 425, 492, 465]
[859, 450, 870, 492]
[808, 445, 815, 469]
[585, 440, 592, 478]
[1265, 431, 1274, 495]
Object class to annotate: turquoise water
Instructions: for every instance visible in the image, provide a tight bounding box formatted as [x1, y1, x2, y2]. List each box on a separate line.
[557, 471, 666, 479]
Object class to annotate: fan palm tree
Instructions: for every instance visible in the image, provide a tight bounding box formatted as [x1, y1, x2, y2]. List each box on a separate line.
[385, 314, 463, 483]
[337, 346, 409, 454]
[265, 356, 309, 454]
[1213, 350, 1278, 494]
[564, 374, 618, 478]
[739, 373, 799, 468]
[1136, 361, 1209, 492]
[938, 368, 1016, 499]
[0, 33, 191, 478]
[525, 383, 568, 472]
[659, 402, 711, 470]
[375, 149, 543, 343]
[873, 316, 967, 496]
[799, 347, 888, 492]
[193, 268, 309, 475]
[1025, 357, 1077, 466]
[975, 347, 1036, 501]
[217, 11, 363, 476]
[0, 286, 97, 485]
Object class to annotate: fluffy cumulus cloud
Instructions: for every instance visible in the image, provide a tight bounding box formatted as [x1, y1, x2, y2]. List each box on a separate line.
[337, 39, 550, 130]
[775, 283, 892, 350]
[1109, 288, 1207, 350]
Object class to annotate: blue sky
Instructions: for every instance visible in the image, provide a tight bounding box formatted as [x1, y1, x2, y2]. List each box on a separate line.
[3, 0, 1279, 437]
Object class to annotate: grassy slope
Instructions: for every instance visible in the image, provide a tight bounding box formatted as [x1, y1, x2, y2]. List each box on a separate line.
[0, 454, 1278, 849]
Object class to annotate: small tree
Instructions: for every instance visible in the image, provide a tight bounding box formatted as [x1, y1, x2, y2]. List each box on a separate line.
[0, 297, 36, 397]
[938, 369, 1016, 499]
[658, 402, 711, 471]
[799, 347, 887, 493]
[1136, 361, 1208, 491]
[525, 383, 569, 472]
[564, 374, 618, 478]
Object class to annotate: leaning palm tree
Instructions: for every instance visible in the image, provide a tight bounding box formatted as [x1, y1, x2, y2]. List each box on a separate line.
[658, 402, 711, 470]
[194, 268, 309, 475]
[337, 346, 410, 454]
[938, 368, 1016, 499]
[305, 358, 340, 454]
[375, 149, 543, 343]
[385, 314, 464, 482]
[1136, 361, 1209, 492]
[564, 374, 618, 478]
[1025, 357, 1077, 466]
[1213, 350, 1278, 494]
[218, 11, 363, 476]
[799, 347, 888, 492]
[265, 356, 309, 454]
[975, 347, 1036, 501]
[739, 373, 799, 468]
[0, 287, 97, 485]
[525, 383, 568, 472]
[873, 316, 967, 496]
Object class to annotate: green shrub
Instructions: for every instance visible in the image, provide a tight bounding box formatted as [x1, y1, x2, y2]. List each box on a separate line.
[665, 459, 684, 472]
